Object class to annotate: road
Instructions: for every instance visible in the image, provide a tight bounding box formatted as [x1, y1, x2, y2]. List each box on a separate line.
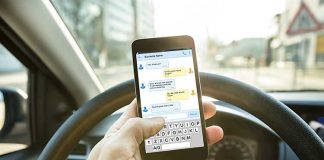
[0, 66, 323, 93]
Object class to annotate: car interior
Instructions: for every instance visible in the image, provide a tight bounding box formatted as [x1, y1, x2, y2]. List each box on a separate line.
[0, 0, 324, 160]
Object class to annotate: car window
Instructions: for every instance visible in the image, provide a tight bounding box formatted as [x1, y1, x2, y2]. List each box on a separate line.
[0, 43, 30, 155]
[51, 0, 324, 91]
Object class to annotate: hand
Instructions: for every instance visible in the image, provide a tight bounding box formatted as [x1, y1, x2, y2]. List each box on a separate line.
[88, 99, 223, 160]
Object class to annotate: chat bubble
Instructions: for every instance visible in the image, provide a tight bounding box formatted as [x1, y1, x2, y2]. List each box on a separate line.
[151, 102, 180, 113]
[166, 89, 189, 101]
[148, 79, 175, 91]
[164, 68, 187, 78]
[146, 61, 169, 69]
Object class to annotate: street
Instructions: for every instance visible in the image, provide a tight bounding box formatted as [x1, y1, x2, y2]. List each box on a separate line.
[96, 65, 324, 92]
[1, 66, 323, 94]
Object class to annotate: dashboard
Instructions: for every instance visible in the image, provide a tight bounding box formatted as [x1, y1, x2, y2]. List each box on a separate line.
[207, 136, 257, 160]
[68, 92, 324, 160]
[205, 101, 280, 160]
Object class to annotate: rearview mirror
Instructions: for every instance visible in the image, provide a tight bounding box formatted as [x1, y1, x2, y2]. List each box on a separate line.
[0, 88, 27, 138]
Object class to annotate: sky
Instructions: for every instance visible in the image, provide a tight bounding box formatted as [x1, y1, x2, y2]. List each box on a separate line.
[153, 0, 285, 44]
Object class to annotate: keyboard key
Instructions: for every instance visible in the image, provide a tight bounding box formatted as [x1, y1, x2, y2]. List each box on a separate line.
[177, 129, 183, 135]
[170, 137, 175, 143]
[175, 136, 180, 142]
[162, 142, 190, 150]
[146, 139, 152, 145]
[183, 128, 188, 134]
[164, 138, 169, 143]
[194, 127, 199, 133]
[185, 122, 190, 127]
[153, 139, 159, 144]
[159, 138, 164, 144]
[168, 124, 173, 129]
[188, 111, 199, 118]
[153, 145, 161, 151]
[179, 122, 184, 128]
[174, 123, 179, 128]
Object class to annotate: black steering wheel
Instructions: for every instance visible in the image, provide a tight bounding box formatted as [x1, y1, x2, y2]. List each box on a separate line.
[39, 73, 324, 160]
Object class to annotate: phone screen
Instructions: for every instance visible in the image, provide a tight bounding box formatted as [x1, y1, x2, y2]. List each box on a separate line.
[136, 49, 204, 153]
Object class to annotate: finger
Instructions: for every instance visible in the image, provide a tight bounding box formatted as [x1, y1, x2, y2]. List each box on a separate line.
[203, 101, 216, 120]
[105, 99, 138, 137]
[118, 117, 165, 145]
[206, 126, 223, 145]
[134, 148, 141, 160]
[120, 99, 138, 118]
[87, 139, 106, 160]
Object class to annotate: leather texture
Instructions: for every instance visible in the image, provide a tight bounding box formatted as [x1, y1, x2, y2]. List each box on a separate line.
[38, 72, 324, 160]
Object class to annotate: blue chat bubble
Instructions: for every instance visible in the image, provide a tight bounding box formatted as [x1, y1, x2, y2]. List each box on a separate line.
[151, 102, 180, 113]
[146, 60, 169, 69]
[148, 79, 175, 91]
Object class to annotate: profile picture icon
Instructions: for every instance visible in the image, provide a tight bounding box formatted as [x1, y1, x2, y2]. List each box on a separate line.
[188, 68, 193, 74]
[143, 106, 148, 112]
[139, 64, 144, 70]
[140, 83, 146, 89]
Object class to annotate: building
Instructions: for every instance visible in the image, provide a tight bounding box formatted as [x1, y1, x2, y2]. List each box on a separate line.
[271, 0, 324, 68]
[216, 38, 267, 67]
[102, 0, 155, 67]
[52, 0, 155, 68]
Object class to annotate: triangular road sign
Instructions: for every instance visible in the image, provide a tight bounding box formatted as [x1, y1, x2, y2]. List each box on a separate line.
[287, 2, 322, 36]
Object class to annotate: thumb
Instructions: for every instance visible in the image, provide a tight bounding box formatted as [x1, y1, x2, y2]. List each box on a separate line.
[118, 117, 165, 145]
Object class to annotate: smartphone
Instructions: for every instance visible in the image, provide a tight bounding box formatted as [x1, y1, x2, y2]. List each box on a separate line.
[132, 35, 208, 160]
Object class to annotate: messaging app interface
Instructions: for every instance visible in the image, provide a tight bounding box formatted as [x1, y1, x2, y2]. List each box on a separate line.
[136, 49, 204, 153]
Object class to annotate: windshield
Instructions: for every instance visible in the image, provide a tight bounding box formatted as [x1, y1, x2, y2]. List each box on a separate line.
[51, 0, 324, 91]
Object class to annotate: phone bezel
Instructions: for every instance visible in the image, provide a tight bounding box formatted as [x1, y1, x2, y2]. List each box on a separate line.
[131, 35, 208, 160]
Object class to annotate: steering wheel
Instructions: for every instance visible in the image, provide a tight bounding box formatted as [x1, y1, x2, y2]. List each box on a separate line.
[39, 73, 324, 160]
